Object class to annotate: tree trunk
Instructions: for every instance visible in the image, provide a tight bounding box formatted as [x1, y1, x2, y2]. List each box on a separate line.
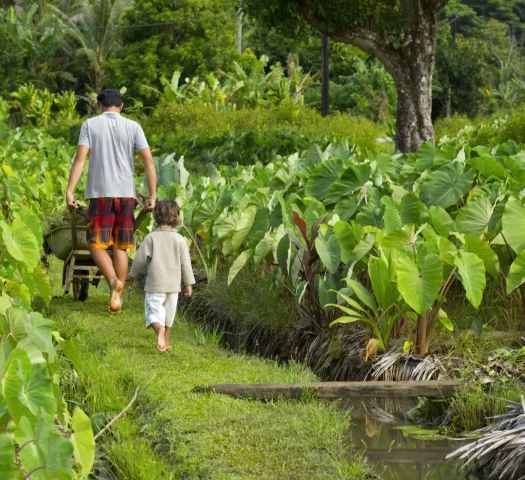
[389, 17, 437, 153]
[299, 0, 444, 153]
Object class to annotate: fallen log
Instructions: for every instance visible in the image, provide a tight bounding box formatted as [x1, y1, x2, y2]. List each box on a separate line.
[192, 380, 462, 400]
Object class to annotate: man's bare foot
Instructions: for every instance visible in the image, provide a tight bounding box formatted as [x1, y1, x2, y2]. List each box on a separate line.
[109, 279, 124, 312]
[157, 328, 166, 352]
[165, 344, 172, 351]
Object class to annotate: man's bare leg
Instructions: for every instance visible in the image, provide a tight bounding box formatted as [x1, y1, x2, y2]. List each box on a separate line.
[89, 247, 126, 312]
[151, 323, 166, 352]
[112, 248, 129, 284]
[164, 327, 172, 351]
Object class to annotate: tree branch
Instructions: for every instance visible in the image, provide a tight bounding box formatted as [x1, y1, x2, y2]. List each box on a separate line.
[298, 0, 401, 72]
[93, 387, 140, 441]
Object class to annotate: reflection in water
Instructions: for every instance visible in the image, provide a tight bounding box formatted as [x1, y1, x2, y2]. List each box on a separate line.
[342, 397, 465, 480]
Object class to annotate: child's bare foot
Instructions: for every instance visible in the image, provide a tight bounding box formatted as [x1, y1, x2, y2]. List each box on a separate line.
[157, 327, 166, 352]
[109, 279, 124, 312]
[165, 344, 172, 351]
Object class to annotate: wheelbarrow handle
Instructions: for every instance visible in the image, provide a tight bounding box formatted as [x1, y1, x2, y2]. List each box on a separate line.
[133, 209, 148, 232]
[70, 208, 79, 249]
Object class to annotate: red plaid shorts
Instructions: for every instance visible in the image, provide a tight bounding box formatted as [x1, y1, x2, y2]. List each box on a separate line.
[86, 198, 136, 250]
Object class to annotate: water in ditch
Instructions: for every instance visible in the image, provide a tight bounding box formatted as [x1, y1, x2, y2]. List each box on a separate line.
[343, 397, 465, 480]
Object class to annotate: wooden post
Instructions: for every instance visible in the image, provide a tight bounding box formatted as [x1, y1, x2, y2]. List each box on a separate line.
[237, 11, 243, 55]
[321, 34, 330, 116]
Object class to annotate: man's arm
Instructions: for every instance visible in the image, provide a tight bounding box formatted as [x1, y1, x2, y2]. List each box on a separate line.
[139, 147, 157, 212]
[66, 145, 89, 210]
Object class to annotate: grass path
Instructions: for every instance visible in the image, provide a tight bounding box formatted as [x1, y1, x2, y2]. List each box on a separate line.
[48, 261, 370, 479]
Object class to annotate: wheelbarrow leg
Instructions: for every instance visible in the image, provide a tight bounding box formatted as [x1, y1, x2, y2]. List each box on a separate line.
[64, 253, 75, 296]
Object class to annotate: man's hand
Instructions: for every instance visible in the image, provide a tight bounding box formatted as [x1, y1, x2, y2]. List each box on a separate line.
[184, 285, 192, 297]
[145, 197, 156, 212]
[66, 191, 78, 210]
[66, 145, 88, 209]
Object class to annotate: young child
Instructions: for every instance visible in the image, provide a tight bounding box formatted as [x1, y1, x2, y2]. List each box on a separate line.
[129, 199, 195, 352]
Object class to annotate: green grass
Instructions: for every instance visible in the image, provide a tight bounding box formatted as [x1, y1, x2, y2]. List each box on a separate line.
[47, 259, 371, 479]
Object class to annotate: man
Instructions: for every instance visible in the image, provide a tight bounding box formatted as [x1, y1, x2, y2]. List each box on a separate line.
[66, 89, 157, 314]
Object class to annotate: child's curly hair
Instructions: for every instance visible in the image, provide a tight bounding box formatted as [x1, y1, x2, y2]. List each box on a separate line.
[153, 199, 180, 228]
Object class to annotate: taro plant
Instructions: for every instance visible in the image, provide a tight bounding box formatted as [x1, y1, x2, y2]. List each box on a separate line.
[177, 135, 525, 358]
[0, 135, 95, 475]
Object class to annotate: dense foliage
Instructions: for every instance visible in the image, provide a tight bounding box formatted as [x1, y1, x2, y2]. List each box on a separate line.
[0, 124, 94, 477]
[3, 0, 525, 124]
[162, 137, 525, 357]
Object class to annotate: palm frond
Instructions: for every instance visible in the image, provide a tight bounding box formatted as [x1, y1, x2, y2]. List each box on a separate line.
[369, 350, 450, 381]
[446, 396, 525, 480]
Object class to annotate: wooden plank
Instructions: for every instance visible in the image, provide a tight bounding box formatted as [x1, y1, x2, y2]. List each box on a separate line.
[192, 380, 463, 400]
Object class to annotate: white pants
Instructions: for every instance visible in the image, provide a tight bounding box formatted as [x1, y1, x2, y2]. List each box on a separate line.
[145, 293, 179, 328]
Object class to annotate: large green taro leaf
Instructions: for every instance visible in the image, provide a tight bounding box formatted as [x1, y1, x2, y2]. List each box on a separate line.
[70, 408, 95, 477]
[469, 155, 507, 179]
[253, 232, 275, 264]
[507, 250, 525, 294]
[396, 253, 443, 315]
[454, 251, 486, 309]
[429, 206, 454, 237]
[22, 267, 52, 306]
[304, 159, 342, 201]
[502, 197, 525, 254]
[1, 219, 40, 269]
[325, 164, 372, 205]
[464, 234, 500, 280]
[0, 434, 16, 479]
[3, 348, 56, 423]
[419, 162, 476, 209]
[227, 249, 253, 286]
[231, 206, 257, 252]
[455, 195, 494, 237]
[276, 234, 291, 276]
[415, 142, 437, 172]
[0, 307, 28, 345]
[15, 416, 46, 477]
[192, 197, 218, 229]
[381, 197, 402, 234]
[315, 233, 341, 274]
[334, 221, 357, 264]
[400, 193, 426, 226]
[24, 313, 55, 364]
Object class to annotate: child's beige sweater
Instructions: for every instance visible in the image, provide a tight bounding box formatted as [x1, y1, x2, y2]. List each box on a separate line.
[129, 227, 195, 293]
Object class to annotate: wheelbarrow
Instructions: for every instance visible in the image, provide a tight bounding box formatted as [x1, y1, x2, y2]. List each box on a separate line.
[44, 207, 147, 301]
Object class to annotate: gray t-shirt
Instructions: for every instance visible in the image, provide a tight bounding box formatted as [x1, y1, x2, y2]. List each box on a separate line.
[78, 112, 149, 199]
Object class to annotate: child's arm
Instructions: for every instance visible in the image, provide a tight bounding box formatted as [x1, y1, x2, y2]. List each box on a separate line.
[180, 237, 195, 290]
[129, 237, 151, 279]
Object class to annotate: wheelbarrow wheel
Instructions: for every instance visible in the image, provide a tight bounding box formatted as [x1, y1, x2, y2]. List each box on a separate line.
[73, 279, 81, 301]
[79, 278, 89, 302]
[72, 278, 90, 302]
